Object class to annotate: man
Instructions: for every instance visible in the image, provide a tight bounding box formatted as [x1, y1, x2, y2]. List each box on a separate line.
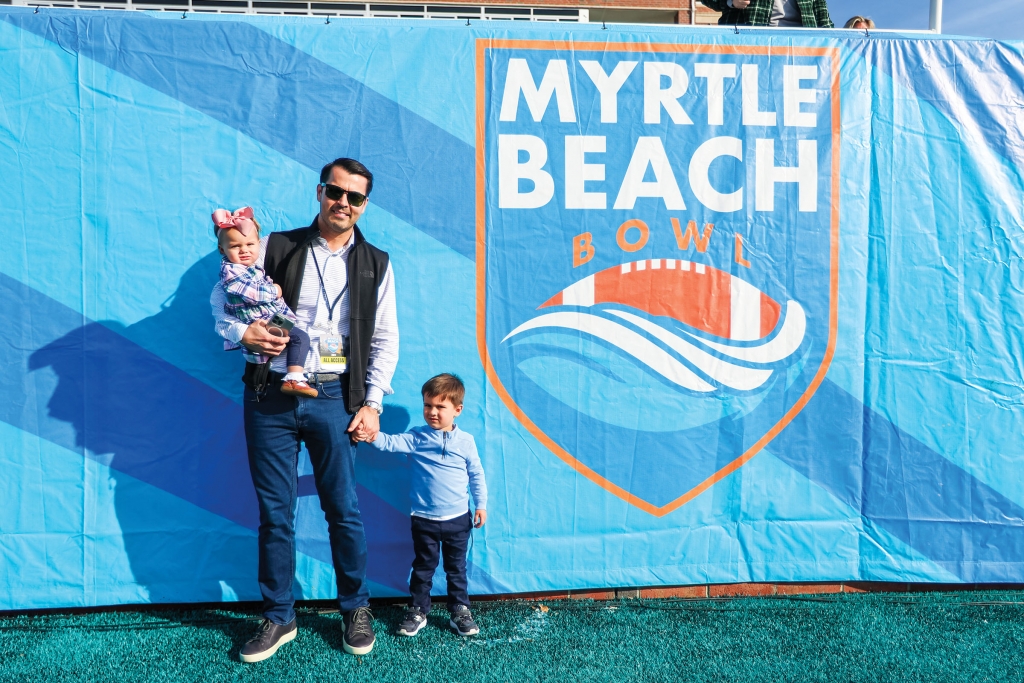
[701, 0, 834, 27]
[210, 158, 398, 661]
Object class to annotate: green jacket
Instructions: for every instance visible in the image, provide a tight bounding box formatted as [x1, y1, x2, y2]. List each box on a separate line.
[700, 0, 834, 28]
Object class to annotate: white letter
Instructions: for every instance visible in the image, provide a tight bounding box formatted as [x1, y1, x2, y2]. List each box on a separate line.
[579, 61, 637, 124]
[784, 65, 819, 128]
[643, 62, 693, 125]
[565, 136, 606, 209]
[694, 63, 737, 126]
[499, 134, 554, 209]
[755, 139, 818, 212]
[499, 59, 576, 123]
[688, 136, 743, 212]
[742, 64, 776, 127]
[613, 137, 686, 210]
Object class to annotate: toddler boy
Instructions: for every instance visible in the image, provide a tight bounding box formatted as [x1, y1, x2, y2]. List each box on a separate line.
[369, 373, 487, 636]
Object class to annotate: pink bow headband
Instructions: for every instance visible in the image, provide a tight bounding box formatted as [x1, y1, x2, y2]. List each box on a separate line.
[212, 206, 257, 237]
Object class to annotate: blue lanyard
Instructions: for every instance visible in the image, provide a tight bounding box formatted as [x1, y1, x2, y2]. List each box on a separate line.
[309, 246, 348, 323]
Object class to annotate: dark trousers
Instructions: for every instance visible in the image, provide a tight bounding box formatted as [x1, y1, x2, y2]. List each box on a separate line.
[409, 512, 472, 613]
[284, 327, 311, 369]
[244, 377, 369, 624]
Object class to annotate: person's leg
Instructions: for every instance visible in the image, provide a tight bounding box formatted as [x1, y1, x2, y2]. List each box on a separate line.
[409, 516, 442, 613]
[284, 327, 311, 370]
[300, 379, 369, 611]
[439, 512, 472, 612]
[243, 381, 302, 625]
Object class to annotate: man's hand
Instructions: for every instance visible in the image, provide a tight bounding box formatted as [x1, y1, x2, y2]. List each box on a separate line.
[347, 406, 380, 444]
[474, 509, 487, 528]
[730, 0, 750, 7]
[241, 319, 288, 356]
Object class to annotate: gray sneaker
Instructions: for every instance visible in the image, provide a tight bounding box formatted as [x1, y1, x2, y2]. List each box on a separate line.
[448, 605, 479, 636]
[239, 618, 297, 663]
[397, 607, 427, 636]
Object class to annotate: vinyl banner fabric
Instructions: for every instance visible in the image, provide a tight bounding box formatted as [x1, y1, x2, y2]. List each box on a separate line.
[2, 9, 1024, 610]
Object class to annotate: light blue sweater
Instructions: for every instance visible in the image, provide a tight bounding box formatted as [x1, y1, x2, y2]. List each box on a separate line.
[371, 425, 487, 519]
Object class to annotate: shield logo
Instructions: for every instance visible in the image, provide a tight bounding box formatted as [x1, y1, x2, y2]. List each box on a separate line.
[476, 40, 840, 515]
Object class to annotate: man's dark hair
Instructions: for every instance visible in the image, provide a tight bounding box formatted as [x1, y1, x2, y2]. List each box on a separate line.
[422, 373, 466, 407]
[319, 157, 374, 195]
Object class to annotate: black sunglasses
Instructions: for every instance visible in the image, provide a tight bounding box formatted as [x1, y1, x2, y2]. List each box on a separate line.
[320, 183, 368, 207]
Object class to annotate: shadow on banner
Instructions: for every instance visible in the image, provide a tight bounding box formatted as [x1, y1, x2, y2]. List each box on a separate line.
[5, 254, 424, 604]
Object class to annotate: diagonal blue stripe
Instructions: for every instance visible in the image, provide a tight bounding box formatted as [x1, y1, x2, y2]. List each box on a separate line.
[852, 38, 1024, 172]
[1, 9, 476, 259]
[773, 379, 1024, 582]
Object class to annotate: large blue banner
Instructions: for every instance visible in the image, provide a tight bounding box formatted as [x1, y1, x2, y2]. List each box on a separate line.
[2, 8, 1024, 610]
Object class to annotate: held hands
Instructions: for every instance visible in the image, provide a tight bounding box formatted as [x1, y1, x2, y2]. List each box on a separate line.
[347, 406, 380, 444]
[241, 319, 289, 356]
[474, 509, 487, 528]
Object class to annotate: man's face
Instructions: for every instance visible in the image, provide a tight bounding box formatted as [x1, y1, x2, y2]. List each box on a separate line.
[317, 166, 369, 237]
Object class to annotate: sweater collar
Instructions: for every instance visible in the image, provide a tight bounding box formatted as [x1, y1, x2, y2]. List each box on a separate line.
[422, 423, 459, 436]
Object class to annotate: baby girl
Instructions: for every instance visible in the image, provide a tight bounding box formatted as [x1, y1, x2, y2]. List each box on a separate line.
[214, 207, 318, 398]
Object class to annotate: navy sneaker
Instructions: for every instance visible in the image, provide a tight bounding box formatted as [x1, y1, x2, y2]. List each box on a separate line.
[342, 606, 376, 655]
[397, 607, 427, 636]
[449, 605, 479, 636]
[239, 618, 297, 663]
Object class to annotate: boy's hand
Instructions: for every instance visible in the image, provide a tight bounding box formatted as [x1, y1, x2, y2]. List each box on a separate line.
[474, 509, 487, 528]
[347, 406, 380, 444]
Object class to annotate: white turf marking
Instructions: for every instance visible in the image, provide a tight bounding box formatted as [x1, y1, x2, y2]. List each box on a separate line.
[562, 274, 595, 307]
[681, 261, 691, 271]
[621, 262, 631, 274]
[730, 276, 762, 341]
[695, 263, 706, 274]
[651, 259, 661, 269]
[636, 260, 647, 271]
[666, 260, 677, 270]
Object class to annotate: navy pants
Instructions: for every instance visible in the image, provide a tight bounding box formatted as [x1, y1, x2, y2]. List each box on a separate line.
[410, 512, 472, 613]
[244, 377, 369, 624]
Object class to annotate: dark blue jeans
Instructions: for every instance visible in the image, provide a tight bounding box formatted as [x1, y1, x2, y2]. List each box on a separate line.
[244, 377, 369, 624]
[409, 512, 472, 613]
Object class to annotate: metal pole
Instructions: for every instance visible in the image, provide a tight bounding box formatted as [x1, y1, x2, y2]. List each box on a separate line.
[690, 0, 695, 25]
[929, 0, 943, 33]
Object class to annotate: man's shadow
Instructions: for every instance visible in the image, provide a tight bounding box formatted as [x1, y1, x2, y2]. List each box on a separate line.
[23, 251, 415, 606]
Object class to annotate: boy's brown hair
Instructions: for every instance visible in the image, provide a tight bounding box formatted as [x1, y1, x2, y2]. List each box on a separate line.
[421, 373, 465, 407]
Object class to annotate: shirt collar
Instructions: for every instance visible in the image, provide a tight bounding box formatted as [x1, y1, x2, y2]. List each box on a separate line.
[313, 230, 356, 256]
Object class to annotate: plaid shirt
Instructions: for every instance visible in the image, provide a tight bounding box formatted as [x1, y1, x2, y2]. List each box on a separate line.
[219, 260, 296, 363]
[700, 0, 834, 27]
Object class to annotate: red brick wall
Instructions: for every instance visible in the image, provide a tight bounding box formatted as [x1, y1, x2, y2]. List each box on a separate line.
[460, 582, 1024, 602]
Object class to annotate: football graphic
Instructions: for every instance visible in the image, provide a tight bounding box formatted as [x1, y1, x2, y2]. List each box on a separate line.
[502, 259, 806, 394]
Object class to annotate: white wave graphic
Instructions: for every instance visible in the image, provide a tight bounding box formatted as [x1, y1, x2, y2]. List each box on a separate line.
[676, 301, 806, 364]
[502, 302, 806, 394]
[502, 312, 715, 392]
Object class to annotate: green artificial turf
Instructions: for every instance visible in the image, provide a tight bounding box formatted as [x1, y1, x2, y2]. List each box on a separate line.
[1, 592, 1023, 682]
